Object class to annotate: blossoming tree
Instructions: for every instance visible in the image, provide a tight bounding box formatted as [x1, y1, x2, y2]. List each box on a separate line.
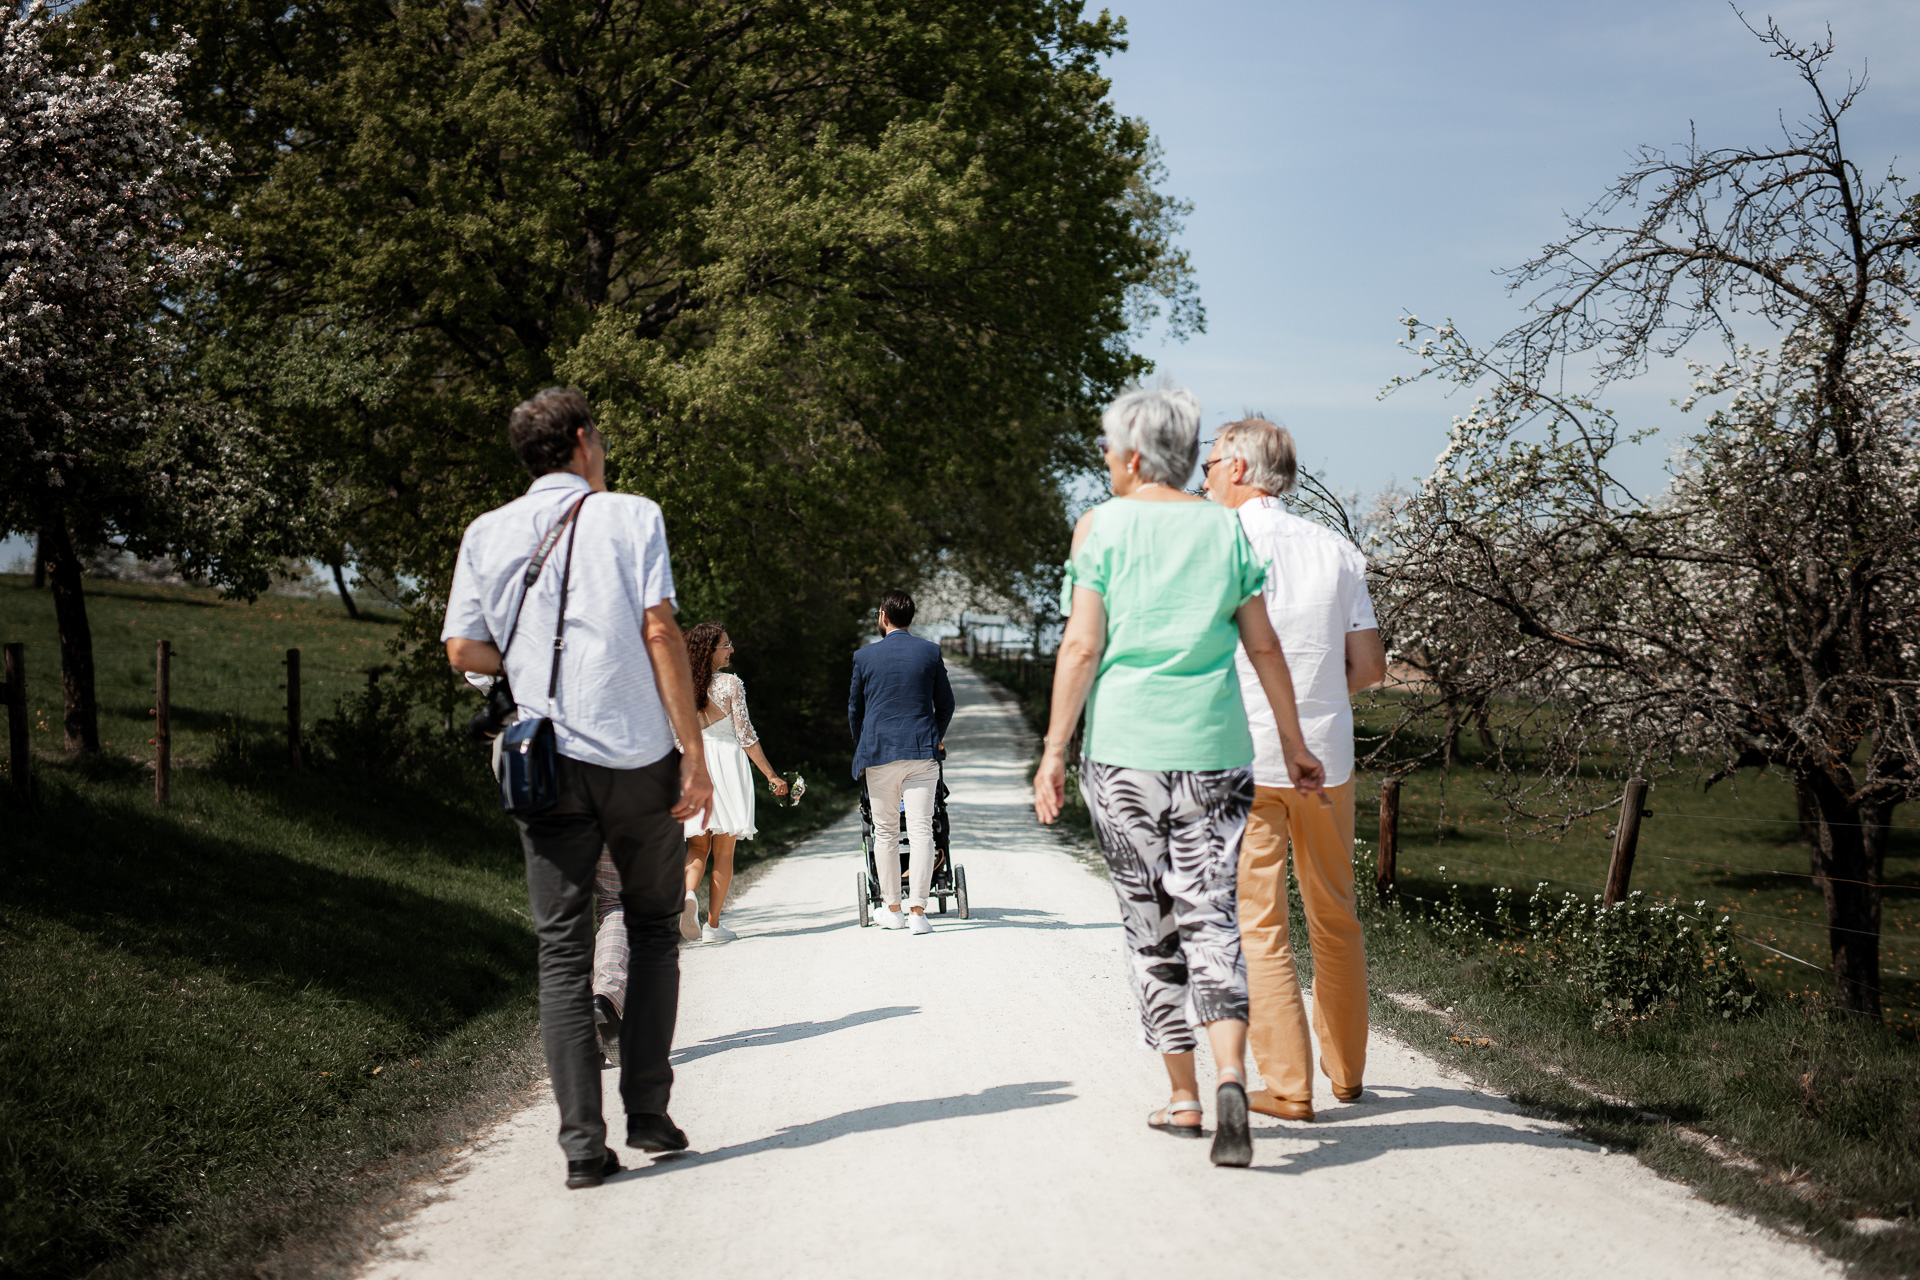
[1372, 21, 1920, 1019]
[1, 3, 308, 752]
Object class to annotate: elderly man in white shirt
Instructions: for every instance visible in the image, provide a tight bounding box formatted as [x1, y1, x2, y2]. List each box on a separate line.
[1202, 417, 1387, 1123]
[442, 387, 712, 1189]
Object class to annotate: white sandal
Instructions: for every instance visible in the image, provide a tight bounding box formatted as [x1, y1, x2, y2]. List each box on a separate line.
[1147, 1100, 1204, 1139]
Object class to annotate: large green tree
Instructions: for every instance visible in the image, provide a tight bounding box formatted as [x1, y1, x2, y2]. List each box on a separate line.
[81, 0, 1196, 744]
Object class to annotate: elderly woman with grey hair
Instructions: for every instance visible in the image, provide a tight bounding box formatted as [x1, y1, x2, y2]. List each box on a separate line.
[1033, 385, 1326, 1168]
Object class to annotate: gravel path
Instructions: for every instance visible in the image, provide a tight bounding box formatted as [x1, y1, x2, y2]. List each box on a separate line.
[361, 666, 1836, 1280]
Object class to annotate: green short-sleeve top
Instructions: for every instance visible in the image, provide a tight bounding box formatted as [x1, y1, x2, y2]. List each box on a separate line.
[1060, 498, 1267, 771]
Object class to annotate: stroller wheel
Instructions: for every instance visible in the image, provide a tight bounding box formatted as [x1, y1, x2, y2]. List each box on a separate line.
[955, 865, 969, 919]
[857, 872, 871, 927]
[937, 896, 948, 915]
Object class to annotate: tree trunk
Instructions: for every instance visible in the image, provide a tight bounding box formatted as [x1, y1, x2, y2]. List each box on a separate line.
[1802, 770, 1884, 1020]
[329, 560, 360, 620]
[1472, 700, 1498, 756]
[39, 519, 100, 753]
[32, 532, 46, 589]
[1441, 704, 1461, 768]
[1794, 778, 1819, 849]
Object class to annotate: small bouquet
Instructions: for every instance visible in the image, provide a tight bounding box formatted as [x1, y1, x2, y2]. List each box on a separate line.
[772, 771, 807, 807]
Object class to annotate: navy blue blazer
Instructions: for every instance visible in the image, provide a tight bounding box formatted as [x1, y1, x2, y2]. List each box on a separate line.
[848, 629, 955, 778]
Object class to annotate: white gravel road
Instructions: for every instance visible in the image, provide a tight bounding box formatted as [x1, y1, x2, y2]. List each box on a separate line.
[361, 666, 1836, 1280]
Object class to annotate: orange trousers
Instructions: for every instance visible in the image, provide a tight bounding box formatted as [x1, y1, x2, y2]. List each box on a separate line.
[1237, 780, 1367, 1102]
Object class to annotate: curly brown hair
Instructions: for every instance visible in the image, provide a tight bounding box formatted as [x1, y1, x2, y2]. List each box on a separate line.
[684, 621, 727, 712]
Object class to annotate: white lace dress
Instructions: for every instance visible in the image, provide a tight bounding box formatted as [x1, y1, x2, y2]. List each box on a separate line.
[684, 672, 760, 840]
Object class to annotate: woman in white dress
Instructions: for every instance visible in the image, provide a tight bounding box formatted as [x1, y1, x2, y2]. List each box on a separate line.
[679, 622, 788, 942]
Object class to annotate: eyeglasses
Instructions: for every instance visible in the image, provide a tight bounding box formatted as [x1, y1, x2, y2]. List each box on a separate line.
[1200, 456, 1230, 479]
[1096, 435, 1109, 455]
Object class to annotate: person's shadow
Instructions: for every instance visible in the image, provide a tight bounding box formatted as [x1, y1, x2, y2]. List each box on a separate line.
[616, 1080, 1075, 1177]
[1248, 1084, 1592, 1176]
[669, 1006, 919, 1066]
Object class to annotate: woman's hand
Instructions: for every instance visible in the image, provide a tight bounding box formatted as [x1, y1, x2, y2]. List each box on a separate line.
[1033, 747, 1068, 824]
[766, 772, 789, 796]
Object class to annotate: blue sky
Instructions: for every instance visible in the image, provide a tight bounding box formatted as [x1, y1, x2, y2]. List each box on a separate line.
[1101, 0, 1920, 500]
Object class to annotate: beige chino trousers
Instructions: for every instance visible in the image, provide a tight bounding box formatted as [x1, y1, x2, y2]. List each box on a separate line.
[865, 757, 940, 910]
[1237, 779, 1368, 1103]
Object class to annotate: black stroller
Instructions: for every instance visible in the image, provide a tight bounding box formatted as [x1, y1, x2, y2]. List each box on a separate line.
[857, 761, 969, 925]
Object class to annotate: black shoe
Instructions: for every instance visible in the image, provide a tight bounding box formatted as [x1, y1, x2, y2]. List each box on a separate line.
[626, 1112, 689, 1153]
[566, 1146, 621, 1189]
[594, 995, 622, 1066]
[1211, 1081, 1253, 1168]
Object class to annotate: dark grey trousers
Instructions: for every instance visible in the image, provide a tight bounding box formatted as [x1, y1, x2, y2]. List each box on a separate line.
[516, 750, 685, 1161]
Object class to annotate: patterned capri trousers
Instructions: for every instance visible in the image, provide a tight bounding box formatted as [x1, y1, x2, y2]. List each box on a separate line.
[1081, 759, 1254, 1053]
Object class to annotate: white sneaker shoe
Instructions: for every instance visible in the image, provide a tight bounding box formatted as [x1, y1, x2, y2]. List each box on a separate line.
[679, 893, 701, 942]
[702, 922, 736, 943]
[875, 907, 906, 930]
[908, 912, 933, 935]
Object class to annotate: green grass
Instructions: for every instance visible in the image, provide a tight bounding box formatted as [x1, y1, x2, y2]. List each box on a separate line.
[0, 573, 407, 772]
[1359, 712, 1920, 1030]
[0, 576, 856, 1279]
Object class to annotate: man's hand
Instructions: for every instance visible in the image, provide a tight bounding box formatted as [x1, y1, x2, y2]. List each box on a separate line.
[1285, 737, 1327, 799]
[643, 602, 713, 823]
[672, 754, 713, 823]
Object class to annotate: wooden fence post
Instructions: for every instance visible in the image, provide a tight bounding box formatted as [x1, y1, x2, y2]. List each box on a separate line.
[3, 643, 27, 804]
[1375, 777, 1401, 902]
[284, 648, 303, 768]
[154, 640, 172, 806]
[1603, 776, 1650, 907]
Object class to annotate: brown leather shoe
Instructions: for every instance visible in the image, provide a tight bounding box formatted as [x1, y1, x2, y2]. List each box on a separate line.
[1321, 1059, 1363, 1102]
[1247, 1089, 1314, 1122]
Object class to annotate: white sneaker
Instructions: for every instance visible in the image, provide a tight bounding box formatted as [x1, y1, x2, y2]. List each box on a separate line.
[874, 907, 906, 930]
[908, 912, 933, 935]
[679, 893, 701, 942]
[702, 922, 736, 943]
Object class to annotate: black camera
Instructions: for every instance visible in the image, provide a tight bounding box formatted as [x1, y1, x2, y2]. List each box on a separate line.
[469, 677, 518, 741]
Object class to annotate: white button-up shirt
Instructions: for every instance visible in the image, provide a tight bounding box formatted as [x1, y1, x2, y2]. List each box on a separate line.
[441, 472, 679, 770]
[1233, 497, 1377, 788]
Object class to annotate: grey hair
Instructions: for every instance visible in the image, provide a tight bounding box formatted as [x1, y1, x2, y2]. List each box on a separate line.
[1101, 386, 1201, 488]
[1216, 416, 1298, 495]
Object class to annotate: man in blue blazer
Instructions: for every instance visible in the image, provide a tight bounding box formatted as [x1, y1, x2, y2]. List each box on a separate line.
[849, 589, 955, 934]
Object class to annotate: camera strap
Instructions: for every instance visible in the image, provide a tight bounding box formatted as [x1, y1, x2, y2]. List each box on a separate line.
[497, 490, 592, 669]
[547, 491, 588, 700]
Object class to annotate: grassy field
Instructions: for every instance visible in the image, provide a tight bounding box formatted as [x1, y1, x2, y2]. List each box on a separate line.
[0, 575, 854, 1279]
[0, 574, 409, 772]
[1369, 733, 1920, 1030]
[964, 650, 1920, 1273]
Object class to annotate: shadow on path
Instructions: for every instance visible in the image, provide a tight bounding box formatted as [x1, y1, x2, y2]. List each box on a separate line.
[623, 1081, 1076, 1177]
[1245, 1084, 1583, 1176]
[954, 906, 1119, 933]
[670, 1007, 919, 1066]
